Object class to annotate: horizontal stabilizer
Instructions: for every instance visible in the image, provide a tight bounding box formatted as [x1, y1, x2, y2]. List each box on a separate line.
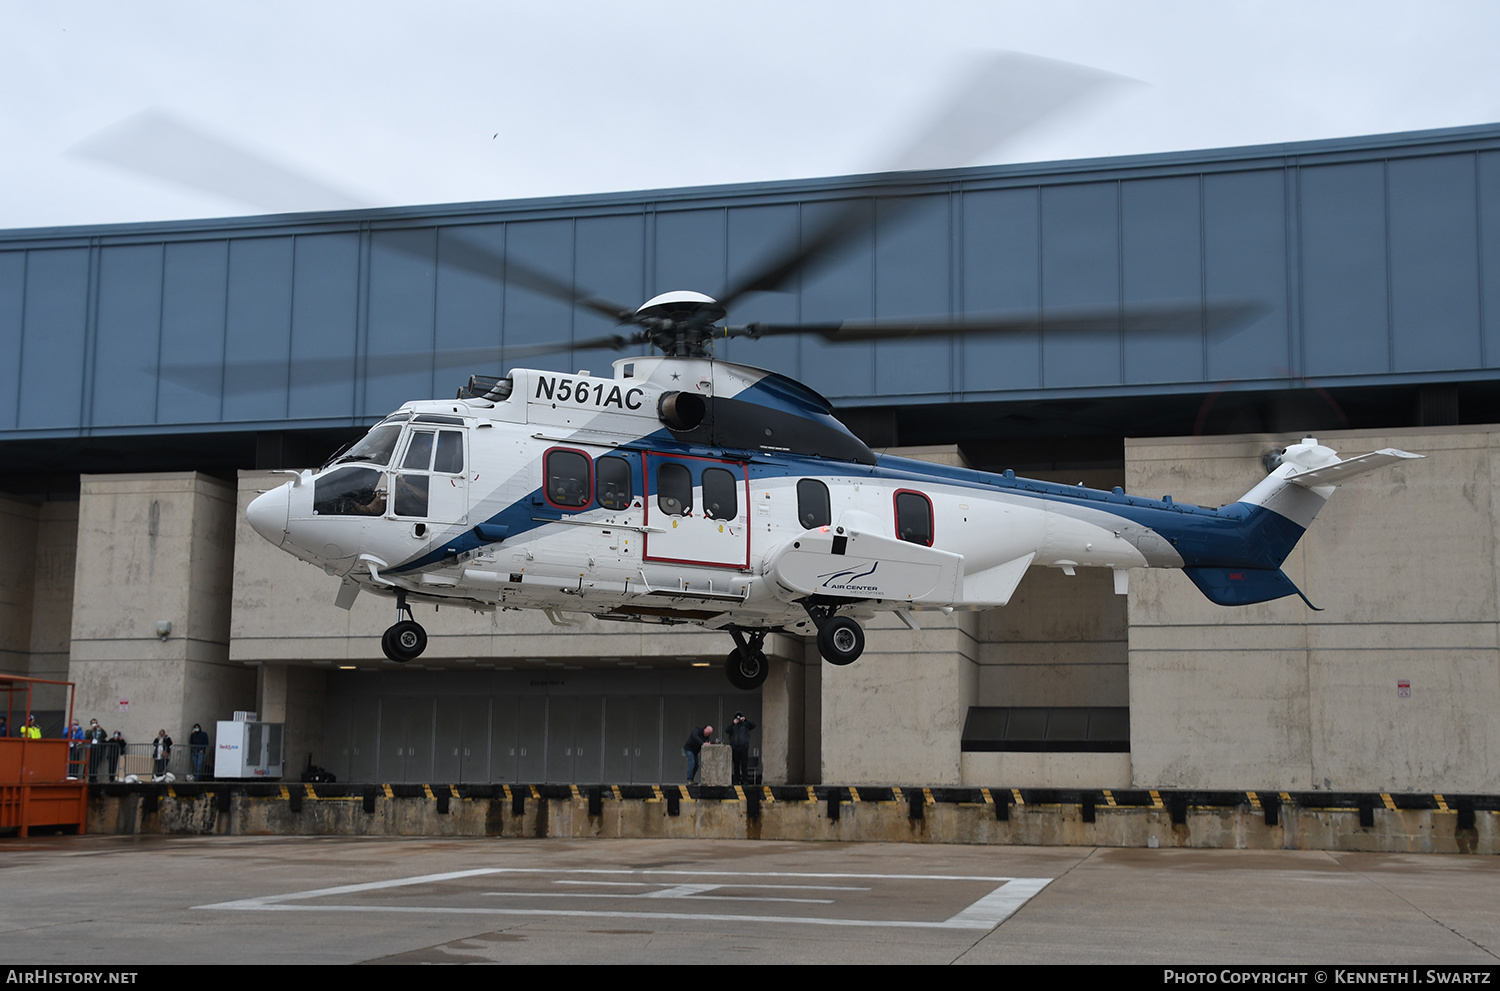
[1184, 567, 1321, 610]
[1286, 448, 1422, 488]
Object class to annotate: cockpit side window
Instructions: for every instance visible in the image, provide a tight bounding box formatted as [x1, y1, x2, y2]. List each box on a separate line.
[402, 430, 436, 470]
[434, 431, 464, 474]
[314, 467, 386, 516]
[393, 475, 429, 518]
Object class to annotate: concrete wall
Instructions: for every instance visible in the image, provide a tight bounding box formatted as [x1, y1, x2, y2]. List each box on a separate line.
[819, 457, 1131, 787]
[69, 473, 253, 748]
[0, 497, 77, 681]
[1126, 426, 1499, 793]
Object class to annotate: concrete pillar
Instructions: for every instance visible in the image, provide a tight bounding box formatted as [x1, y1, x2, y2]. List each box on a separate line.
[757, 637, 807, 785]
[69, 473, 254, 747]
[815, 444, 986, 786]
[819, 610, 980, 785]
[0, 497, 76, 681]
[255, 663, 327, 780]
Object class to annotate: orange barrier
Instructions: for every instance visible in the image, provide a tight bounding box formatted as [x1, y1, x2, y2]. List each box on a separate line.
[0, 678, 87, 838]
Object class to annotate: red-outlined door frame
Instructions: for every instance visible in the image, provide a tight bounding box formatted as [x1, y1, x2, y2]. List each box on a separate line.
[642, 452, 751, 570]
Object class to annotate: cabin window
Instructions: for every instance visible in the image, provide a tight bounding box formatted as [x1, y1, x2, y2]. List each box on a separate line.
[433, 431, 464, 474]
[313, 467, 386, 516]
[596, 456, 633, 511]
[797, 478, 831, 529]
[657, 463, 692, 516]
[545, 449, 592, 508]
[895, 490, 933, 546]
[702, 467, 738, 521]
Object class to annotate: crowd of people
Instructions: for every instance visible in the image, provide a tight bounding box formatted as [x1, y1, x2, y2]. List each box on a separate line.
[4, 715, 212, 783]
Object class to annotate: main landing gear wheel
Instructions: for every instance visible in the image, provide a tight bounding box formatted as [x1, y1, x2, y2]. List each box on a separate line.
[725, 647, 769, 690]
[724, 627, 771, 690]
[381, 589, 427, 662]
[382, 620, 427, 662]
[817, 615, 865, 666]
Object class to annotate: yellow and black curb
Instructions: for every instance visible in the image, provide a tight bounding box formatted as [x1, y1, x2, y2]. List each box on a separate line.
[84, 783, 1500, 852]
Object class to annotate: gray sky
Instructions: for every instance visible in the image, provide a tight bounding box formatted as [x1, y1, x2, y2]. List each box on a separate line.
[4, 0, 1499, 231]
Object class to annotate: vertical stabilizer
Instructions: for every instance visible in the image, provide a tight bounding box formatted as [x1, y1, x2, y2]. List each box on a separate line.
[1185, 438, 1421, 607]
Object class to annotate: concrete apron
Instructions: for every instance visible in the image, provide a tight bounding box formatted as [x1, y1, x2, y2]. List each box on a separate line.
[77, 784, 1500, 855]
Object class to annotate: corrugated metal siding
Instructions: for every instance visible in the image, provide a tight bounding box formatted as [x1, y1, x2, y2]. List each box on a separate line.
[3, 124, 1500, 439]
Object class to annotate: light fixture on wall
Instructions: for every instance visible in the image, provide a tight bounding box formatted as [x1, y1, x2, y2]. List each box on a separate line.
[156, 621, 171, 641]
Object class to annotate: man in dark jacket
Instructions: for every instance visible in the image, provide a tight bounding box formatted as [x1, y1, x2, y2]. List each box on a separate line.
[682, 725, 713, 784]
[725, 711, 757, 786]
[188, 723, 210, 780]
[85, 719, 107, 782]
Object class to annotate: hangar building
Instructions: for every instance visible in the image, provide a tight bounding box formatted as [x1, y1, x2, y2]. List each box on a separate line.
[2, 123, 1497, 792]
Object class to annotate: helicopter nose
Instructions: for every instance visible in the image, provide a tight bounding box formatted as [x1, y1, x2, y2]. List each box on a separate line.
[246, 484, 290, 547]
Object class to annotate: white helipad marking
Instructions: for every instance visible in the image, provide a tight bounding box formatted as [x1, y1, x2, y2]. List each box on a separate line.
[198, 866, 1052, 931]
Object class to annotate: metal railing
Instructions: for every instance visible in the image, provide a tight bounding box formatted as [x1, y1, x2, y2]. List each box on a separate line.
[63, 743, 213, 782]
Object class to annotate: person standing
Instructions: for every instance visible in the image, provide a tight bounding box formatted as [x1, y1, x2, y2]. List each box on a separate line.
[85, 719, 107, 782]
[63, 718, 85, 778]
[20, 716, 40, 739]
[152, 729, 173, 778]
[107, 729, 126, 782]
[725, 711, 757, 786]
[682, 725, 713, 784]
[188, 723, 209, 780]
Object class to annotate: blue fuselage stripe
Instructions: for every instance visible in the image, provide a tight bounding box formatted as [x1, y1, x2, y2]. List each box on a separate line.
[386, 445, 1306, 575]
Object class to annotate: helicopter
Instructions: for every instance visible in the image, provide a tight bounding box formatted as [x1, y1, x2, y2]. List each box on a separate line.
[76, 52, 1423, 688]
[243, 283, 1420, 689]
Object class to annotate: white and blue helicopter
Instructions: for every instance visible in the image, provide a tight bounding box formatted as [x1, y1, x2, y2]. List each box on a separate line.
[245, 283, 1421, 690]
[80, 52, 1419, 689]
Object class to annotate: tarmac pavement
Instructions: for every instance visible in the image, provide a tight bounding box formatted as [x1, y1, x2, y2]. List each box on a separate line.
[1, 835, 1497, 965]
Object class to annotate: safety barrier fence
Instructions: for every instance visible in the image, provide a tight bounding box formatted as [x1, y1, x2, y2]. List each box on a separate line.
[61, 743, 212, 783]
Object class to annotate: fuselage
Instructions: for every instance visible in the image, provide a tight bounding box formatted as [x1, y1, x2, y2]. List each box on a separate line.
[245, 354, 1315, 632]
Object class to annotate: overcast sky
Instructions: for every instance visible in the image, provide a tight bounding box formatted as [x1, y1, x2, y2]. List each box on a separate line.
[4, 1, 1499, 231]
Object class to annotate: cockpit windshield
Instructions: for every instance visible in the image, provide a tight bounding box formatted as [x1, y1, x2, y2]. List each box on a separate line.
[328, 422, 403, 468]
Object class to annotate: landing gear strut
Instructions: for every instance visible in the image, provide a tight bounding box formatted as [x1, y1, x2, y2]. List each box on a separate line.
[382, 590, 427, 663]
[724, 628, 770, 690]
[803, 602, 865, 666]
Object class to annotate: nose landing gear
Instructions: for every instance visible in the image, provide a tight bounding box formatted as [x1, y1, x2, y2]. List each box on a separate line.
[381, 590, 428, 663]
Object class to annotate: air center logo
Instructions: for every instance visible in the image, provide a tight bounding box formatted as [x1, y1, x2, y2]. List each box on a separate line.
[817, 561, 881, 594]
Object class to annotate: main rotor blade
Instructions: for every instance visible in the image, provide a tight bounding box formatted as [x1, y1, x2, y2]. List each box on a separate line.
[71, 110, 640, 324]
[70, 109, 366, 214]
[157, 332, 642, 397]
[715, 52, 1128, 311]
[729, 299, 1266, 344]
[882, 51, 1130, 173]
[437, 233, 637, 324]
